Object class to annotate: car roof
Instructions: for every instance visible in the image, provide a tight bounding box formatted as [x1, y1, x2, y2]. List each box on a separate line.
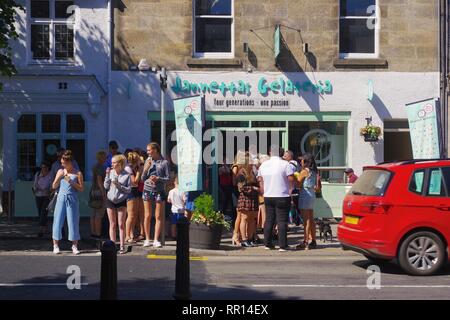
[364, 159, 450, 171]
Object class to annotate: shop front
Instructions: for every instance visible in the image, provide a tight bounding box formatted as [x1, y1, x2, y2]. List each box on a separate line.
[111, 70, 439, 218]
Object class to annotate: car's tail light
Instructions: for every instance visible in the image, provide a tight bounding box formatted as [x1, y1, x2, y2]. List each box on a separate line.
[360, 202, 392, 214]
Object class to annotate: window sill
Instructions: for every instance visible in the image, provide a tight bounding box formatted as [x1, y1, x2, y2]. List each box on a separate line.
[333, 58, 388, 69]
[22, 63, 84, 71]
[187, 58, 242, 68]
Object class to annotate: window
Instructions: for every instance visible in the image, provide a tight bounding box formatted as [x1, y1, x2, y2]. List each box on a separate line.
[194, 0, 234, 58]
[339, 0, 378, 58]
[350, 169, 391, 196]
[409, 170, 425, 194]
[289, 121, 348, 182]
[426, 168, 448, 197]
[16, 113, 86, 180]
[29, 0, 75, 63]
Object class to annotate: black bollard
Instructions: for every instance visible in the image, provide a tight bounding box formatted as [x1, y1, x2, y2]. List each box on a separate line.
[100, 240, 117, 300]
[173, 216, 191, 300]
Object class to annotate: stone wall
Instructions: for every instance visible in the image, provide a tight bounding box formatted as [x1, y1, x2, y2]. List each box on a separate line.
[113, 0, 439, 72]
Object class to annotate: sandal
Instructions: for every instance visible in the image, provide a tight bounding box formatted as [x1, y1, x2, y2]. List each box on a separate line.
[119, 246, 126, 254]
[295, 242, 307, 250]
[126, 238, 136, 244]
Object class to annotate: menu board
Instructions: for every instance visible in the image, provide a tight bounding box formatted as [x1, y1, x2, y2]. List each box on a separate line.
[406, 98, 441, 159]
[174, 95, 203, 192]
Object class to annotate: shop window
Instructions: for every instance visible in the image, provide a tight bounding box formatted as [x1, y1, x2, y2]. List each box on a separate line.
[194, 0, 233, 58]
[66, 114, 85, 133]
[16, 113, 86, 180]
[289, 121, 348, 182]
[66, 139, 85, 176]
[18, 114, 37, 133]
[29, 0, 75, 62]
[214, 121, 249, 128]
[42, 114, 61, 133]
[17, 140, 37, 181]
[339, 0, 378, 58]
[251, 121, 286, 128]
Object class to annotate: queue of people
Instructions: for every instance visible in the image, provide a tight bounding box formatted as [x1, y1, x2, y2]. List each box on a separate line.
[34, 138, 353, 254]
[218, 147, 324, 251]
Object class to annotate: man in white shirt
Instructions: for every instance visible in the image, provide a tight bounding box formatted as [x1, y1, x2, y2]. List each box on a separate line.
[257, 147, 296, 251]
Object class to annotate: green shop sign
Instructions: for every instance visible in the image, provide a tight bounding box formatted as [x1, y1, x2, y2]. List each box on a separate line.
[171, 76, 332, 97]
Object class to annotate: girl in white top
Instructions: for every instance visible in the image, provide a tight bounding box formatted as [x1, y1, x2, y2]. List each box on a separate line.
[167, 177, 187, 239]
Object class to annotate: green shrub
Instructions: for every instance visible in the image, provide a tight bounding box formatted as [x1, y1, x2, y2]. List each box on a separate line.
[191, 193, 230, 230]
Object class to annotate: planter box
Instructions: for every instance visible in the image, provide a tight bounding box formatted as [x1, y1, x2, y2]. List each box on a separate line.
[363, 134, 379, 142]
[190, 222, 223, 250]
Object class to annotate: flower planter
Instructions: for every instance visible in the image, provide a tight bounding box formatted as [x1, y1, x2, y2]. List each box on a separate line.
[363, 134, 379, 142]
[190, 222, 224, 250]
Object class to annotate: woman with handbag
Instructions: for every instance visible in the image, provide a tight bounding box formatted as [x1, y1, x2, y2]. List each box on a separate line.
[89, 150, 107, 239]
[51, 150, 84, 255]
[33, 161, 52, 237]
[295, 153, 319, 250]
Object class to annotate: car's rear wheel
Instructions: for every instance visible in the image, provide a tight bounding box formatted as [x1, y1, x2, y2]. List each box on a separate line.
[398, 231, 446, 276]
[363, 255, 391, 265]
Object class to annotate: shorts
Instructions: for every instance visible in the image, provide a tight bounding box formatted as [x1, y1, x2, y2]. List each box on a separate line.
[171, 212, 186, 224]
[91, 208, 105, 219]
[127, 188, 142, 201]
[106, 199, 127, 209]
[142, 190, 166, 203]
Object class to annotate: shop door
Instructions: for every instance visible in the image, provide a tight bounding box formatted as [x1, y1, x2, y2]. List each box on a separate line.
[211, 129, 286, 210]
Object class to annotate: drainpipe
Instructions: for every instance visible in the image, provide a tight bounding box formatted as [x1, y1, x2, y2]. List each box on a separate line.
[439, 0, 448, 158]
[107, 0, 112, 142]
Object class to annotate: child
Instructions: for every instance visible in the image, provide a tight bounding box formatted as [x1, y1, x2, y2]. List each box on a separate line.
[167, 177, 187, 239]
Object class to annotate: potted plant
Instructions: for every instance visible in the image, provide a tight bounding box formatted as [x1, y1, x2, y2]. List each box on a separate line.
[360, 124, 382, 142]
[190, 193, 231, 250]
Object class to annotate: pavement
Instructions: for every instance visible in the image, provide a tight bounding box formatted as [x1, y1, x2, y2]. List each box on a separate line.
[2, 218, 450, 300]
[0, 217, 346, 257]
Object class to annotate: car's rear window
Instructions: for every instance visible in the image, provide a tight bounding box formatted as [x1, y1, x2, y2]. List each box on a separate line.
[349, 169, 391, 196]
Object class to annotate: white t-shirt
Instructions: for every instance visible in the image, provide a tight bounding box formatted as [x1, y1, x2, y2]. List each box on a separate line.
[257, 156, 296, 198]
[168, 187, 186, 214]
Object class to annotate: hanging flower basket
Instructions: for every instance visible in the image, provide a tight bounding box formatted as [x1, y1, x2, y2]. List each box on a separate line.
[360, 125, 381, 142]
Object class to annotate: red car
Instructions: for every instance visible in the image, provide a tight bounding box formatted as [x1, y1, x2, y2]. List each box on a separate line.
[338, 159, 450, 276]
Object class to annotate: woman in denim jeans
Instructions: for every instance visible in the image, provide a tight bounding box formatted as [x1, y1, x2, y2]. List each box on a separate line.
[141, 142, 169, 248]
[51, 150, 84, 255]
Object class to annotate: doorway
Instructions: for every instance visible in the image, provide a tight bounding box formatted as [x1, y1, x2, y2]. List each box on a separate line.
[384, 120, 413, 161]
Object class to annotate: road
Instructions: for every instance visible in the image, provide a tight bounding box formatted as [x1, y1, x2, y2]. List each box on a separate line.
[1, 250, 449, 300]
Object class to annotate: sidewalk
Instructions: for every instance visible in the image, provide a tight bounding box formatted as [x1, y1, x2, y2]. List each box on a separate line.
[0, 218, 349, 256]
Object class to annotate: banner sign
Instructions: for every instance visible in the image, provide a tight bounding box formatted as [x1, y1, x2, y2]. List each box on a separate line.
[406, 98, 441, 159]
[174, 95, 204, 192]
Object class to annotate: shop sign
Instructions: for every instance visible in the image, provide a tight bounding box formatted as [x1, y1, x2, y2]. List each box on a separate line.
[171, 76, 332, 97]
[174, 95, 204, 192]
[406, 98, 441, 159]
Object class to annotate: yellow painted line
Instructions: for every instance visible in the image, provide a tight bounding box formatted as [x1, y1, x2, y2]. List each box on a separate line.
[147, 254, 208, 261]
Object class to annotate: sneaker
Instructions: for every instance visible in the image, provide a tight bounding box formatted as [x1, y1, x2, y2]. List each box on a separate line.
[264, 246, 275, 250]
[153, 241, 162, 248]
[72, 245, 80, 255]
[53, 245, 60, 254]
[143, 240, 152, 247]
[278, 247, 288, 252]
